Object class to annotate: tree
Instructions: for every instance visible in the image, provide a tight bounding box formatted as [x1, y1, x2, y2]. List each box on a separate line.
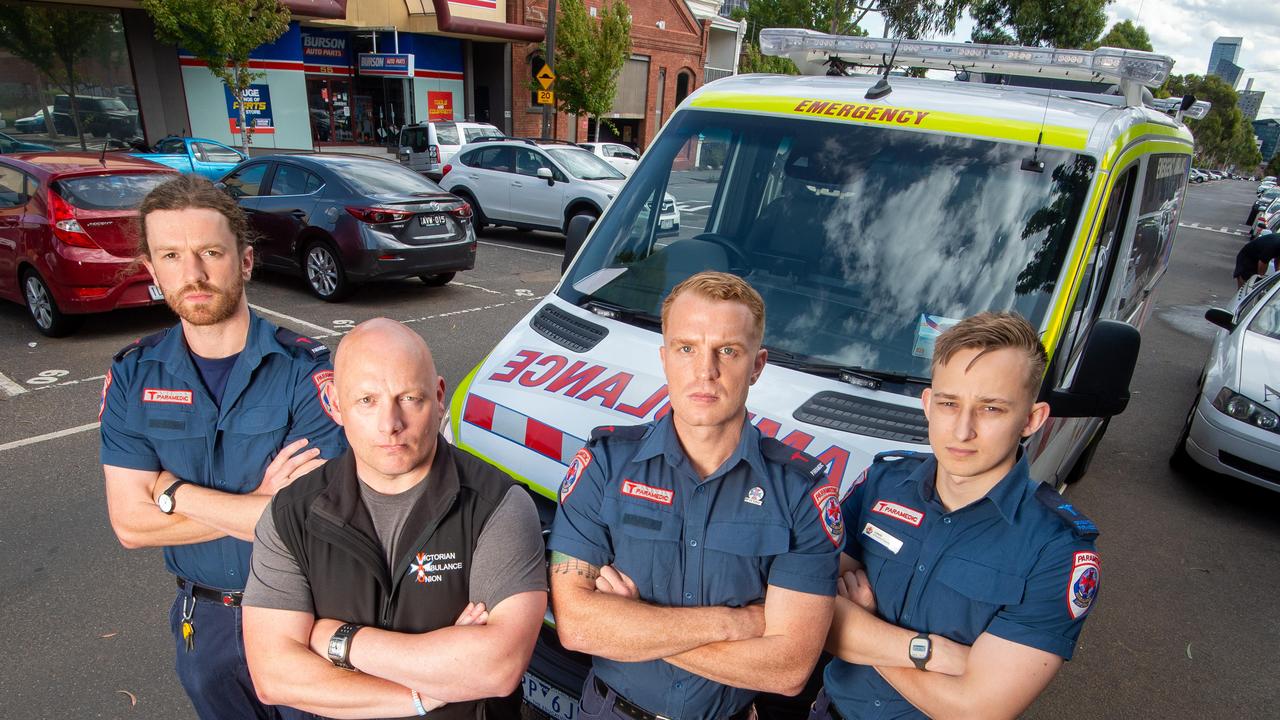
[141, 0, 290, 154]
[969, 0, 1111, 48]
[1266, 153, 1280, 179]
[0, 4, 114, 150]
[1090, 19, 1152, 51]
[1162, 74, 1262, 169]
[551, 0, 631, 142]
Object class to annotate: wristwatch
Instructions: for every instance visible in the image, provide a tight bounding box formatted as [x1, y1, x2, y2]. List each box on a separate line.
[909, 632, 933, 670]
[157, 479, 190, 515]
[327, 623, 363, 670]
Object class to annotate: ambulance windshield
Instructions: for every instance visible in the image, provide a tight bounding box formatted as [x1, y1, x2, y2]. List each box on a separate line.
[561, 109, 1096, 382]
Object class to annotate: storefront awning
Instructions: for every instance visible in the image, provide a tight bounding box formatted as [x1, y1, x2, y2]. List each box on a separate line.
[406, 0, 545, 42]
[282, 0, 348, 20]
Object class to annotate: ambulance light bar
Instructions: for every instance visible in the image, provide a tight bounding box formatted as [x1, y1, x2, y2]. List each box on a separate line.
[1184, 100, 1211, 120]
[760, 29, 1175, 88]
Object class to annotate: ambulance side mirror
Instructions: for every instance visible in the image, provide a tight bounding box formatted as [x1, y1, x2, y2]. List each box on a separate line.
[1047, 320, 1141, 418]
[1204, 307, 1235, 331]
[562, 213, 596, 274]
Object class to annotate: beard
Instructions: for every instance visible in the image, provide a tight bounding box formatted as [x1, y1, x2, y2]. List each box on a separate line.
[166, 274, 244, 326]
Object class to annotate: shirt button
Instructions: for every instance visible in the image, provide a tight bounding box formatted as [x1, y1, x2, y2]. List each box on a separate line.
[943, 517, 952, 524]
[874, 700, 882, 707]
[689, 540, 698, 547]
[684, 592, 693, 600]
[674, 682, 683, 689]
[696, 486, 705, 493]
[917, 564, 926, 572]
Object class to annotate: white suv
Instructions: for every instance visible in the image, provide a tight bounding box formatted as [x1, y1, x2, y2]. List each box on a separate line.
[579, 141, 641, 176]
[398, 121, 503, 179]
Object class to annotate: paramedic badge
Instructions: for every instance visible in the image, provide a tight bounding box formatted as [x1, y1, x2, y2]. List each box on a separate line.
[1068, 551, 1100, 619]
[560, 448, 592, 503]
[744, 486, 765, 506]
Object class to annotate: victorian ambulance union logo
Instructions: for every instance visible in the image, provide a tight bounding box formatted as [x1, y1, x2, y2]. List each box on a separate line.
[810, 483, 844, 547]
[744, 486, 765, 506]
[1068, 551, 1100, 619]
[408, 551, 464, 584]
[560, 448, 592, 503]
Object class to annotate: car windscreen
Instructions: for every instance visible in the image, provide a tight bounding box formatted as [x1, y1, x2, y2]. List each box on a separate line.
[328, 159, 444, 195]
[559, 109, 1097, 384]
[463, 126, 502, 142]
[52, 172, 172, 209]
[1247, 279, 1280, 341]
[546, 147, 625, 180]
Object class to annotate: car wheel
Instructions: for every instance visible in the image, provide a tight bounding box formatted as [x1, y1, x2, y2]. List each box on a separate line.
[455, 191, 487, 232]
[22, 269, 80, 337]
[419, 272, 456, 287]
[303, 241, 351, 302]
[1063, 418, 1109, 486]
[1169, 395, 1199, 472]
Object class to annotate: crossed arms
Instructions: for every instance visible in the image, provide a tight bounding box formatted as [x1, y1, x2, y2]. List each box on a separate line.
[548, 553, 832, 696]
[244, 593, 545, 719]
[826, 554, 1063, 720]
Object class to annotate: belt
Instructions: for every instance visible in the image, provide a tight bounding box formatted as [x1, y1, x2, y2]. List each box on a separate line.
[592, 676, 751, 720]
[177, 578, 243, 607]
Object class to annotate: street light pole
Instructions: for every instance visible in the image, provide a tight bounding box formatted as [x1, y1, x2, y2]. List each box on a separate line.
[541, 0, 557, 138]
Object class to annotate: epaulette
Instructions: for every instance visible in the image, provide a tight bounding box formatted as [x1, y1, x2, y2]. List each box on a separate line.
[760, 438, 828, 481]
[113, 329, 167, 362]
[589, 424, 648, 443]
[873, 450, 926, 465]
[1034, 484, 1100, 539]
[274, 327, 330, 360]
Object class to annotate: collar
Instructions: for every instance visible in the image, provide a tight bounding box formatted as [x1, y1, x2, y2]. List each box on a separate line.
[632, 414, 769, 483]
[320, 437, 461, 530]
[144, 310, 282, 370]
[911, 451, 1033, 524]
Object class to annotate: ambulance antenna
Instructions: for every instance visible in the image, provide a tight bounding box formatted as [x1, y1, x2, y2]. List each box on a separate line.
[1021, 92, 1051, 173]
[865, 36, 902, 100]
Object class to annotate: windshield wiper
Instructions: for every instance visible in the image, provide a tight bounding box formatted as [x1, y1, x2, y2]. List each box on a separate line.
[765, 347, 930, 390]
[580, 298, 662, 330]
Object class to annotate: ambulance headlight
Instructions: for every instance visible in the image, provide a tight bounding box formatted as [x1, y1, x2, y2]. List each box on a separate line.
[1212, 387, 1280, 431]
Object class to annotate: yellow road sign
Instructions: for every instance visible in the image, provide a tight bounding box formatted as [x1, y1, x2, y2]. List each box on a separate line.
[537, 66, 556, 89]
[536, 90, 555, 105]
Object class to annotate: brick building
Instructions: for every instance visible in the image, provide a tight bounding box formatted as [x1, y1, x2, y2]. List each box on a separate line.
[507, 0, 743, 149]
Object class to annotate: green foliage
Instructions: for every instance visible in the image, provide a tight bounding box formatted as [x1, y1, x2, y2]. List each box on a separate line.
[1163, 74, 1263, 169]
[970, 0, 1111, 48]
[1266, 153, 1280, 178]
[736, 0, 965, 44]
[1089, 19, 1152, 51]
[738, 41, 799, 75]
[552, 0, 631, 141]
[141, 0, 290, 153]
[0, 4, 114, 149]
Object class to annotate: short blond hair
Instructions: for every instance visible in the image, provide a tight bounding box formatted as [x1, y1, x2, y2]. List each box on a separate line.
[932, 312, 1047, 395]
[661, 271, 765, 343]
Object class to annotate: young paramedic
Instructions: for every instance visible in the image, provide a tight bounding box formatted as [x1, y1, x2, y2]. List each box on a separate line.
[815, 312, 1101, 720]
[548, 271, 843, 720]
[100, 175, 347, 719]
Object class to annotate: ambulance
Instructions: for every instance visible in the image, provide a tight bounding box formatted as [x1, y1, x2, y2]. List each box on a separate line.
[447, 29, 1204, 718]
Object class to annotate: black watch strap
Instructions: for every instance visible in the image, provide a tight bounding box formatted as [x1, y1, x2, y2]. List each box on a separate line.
[159, 479, 189, 514]
[327, 623, 363, 670]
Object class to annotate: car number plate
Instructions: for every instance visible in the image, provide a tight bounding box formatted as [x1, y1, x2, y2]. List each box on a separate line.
[147, 284, 164, 301]
[418, 214, 446, 227]
[659, 219, 674, 230]
[522, 672, 578, 720]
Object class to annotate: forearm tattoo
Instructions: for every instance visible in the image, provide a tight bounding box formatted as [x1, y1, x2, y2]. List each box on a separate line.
[550, 551, 601, 580]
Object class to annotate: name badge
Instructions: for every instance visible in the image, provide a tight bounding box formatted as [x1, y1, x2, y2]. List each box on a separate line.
[862, 522, 903, 554]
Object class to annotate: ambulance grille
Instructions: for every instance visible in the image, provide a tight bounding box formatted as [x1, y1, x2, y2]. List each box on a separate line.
[530, 304, 609, 352]
[794, 391, 928, 444]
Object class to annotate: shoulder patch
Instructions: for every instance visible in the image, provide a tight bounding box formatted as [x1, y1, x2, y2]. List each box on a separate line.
[113, 329, 166, 362]
[761, 438, 827, 481]
[275, 327, 330, 359]
[588, 423, 648, 443]
[1035, 484, 1099, 539]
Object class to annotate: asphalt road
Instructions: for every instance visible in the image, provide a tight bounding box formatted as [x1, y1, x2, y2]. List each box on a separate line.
[0, 180, 1275, 718]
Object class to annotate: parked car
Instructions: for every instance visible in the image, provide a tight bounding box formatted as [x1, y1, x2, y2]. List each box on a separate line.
[14, 106, 54, 134]
[218, 153, 475, 301]
[1254, 197, 1280, 238]
[1248, 187, 1280, 225]
[1174, 271, 1280, 492]
[52, 94, 138, 139]
[578, 141, 641, 176]
[0, 132, 53, 154]
[129, 136, 246, 180]
[1189, 169, 1206, 183]
[0, 153, 175, 336]
[398, 120, 504, 179]
[440, 137, 678, 236]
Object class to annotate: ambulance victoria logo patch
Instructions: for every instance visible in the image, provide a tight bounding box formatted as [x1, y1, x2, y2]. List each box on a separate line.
[560, 448, 592, 503]
[312, 370, 337, 421]
[1068, 551, 1100, 619]
[811, 483, 844, 547]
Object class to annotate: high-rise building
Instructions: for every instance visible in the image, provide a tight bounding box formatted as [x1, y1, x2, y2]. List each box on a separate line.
[1255, 119, 1280, 164]
[1212, 59, 1243, 90]
[1239, 79, 1266, 122]
[1208, 36, 1243, 75]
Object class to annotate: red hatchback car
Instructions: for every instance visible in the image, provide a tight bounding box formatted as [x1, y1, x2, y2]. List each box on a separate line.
[0, 153, 176, 336]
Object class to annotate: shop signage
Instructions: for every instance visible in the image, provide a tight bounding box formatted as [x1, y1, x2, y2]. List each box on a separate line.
[225, 84, 274, 135]
[428, 91, 454, 121]
[358, 53, 414, 77]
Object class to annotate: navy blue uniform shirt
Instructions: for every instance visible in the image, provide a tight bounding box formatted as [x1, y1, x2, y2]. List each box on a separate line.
[549, 415, 842, 720]
[99, 312, 348, 591]
[824, 451, 1100, 720]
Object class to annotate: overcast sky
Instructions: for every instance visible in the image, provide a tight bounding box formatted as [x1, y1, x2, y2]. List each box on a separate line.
[865, 0, 1280, 119]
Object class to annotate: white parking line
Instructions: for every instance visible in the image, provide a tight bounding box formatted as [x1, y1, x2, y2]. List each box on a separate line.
[450, 281, 503, 295]
[0, 370, 27, 397]
[0, 422, 99, 453]
[400, 296, 542, 326]
[249, 304, 336, 338]
[1178, 223, 1247, 237]
[477, 240, 561, 257]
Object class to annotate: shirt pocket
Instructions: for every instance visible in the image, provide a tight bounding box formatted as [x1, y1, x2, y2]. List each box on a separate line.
[222, 404, 290, 482]
[605, 499, 683, 602]
[855, 530, 917, 608]
[702, 521, 789, 607]
[127, 405, 207, 480]
[932, 555, 1027, 635]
